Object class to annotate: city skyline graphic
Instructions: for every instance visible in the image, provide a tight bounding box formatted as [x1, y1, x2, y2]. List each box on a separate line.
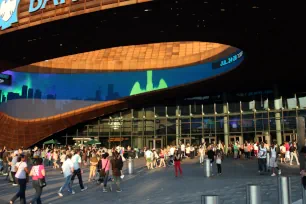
[130, 70, 168, 96]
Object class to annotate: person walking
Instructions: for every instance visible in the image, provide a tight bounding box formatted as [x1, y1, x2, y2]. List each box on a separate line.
[174, 149, 183, 177]
[100, 153, 111, 192]
[158, 149, 166, 168]
[199, 144, 205, 164]
[88, 153, 98, 182]
[10, 151, 19, 186]
[110, 151, 123, 192]
[216, 150, 222, 175]
[58, 153, 75, 197]
[290, 142, 300, 166]
[269, 143, 280, 176]
[71, 150, 87, 192]
[29, 158, 45, 204]
[258, 142, 267, 175]
[60, 151, 66, 174]
[207, 145, 215, 175]
[10, 154, 29, 204]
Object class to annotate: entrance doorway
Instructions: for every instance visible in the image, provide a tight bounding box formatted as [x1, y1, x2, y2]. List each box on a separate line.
[180, 137, 192, 145]
[147, 139, 163, 149]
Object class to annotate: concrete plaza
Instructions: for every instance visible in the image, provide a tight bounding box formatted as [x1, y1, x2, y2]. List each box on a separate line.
[0, 157, 303, 204]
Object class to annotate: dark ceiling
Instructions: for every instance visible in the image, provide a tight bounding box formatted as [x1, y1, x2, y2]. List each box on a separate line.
[0, 0, 303, 95]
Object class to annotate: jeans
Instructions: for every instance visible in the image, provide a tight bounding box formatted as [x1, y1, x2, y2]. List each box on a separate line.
[31, 180, 43, 204]
[217, 164, 222, 174]
[258, 158, 267, 172]
[103, 170, 109, 187]
[11, 178, 27, 204]
[59, 175, 72, 193]
[11, 172, 17, 184]
[113, 176, 121, 191]
[71, 169, 84, 189]
[174, 161, 183, 177]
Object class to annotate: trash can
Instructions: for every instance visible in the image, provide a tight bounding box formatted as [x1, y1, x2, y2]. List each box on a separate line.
[128, 157, 134, 175]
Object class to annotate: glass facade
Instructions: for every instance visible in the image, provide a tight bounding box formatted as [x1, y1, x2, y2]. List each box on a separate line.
[59, 97, 306, 149]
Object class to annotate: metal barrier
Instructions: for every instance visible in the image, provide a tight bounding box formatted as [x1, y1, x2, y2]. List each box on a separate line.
[201, 195, 219, 204]
[278, 176, 291, 204]
[127, 157, 134, 175]
[247, 184, 261, 204]
[204, 159, 211, 177]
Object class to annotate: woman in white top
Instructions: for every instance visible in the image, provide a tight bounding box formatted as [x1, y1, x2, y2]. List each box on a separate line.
[10, 154, 29, 204]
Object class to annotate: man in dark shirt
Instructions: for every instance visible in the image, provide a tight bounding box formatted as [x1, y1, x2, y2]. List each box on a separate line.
[110, 151, 123, 192]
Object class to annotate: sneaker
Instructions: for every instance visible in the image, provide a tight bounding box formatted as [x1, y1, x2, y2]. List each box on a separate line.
[71, 190, 75, 195]
[12, 184, 18, 186]
[116, 189, 122, 192]
[81, 186, 88, 192]
[278, 169, 282, 175]
[103, 188, 108, 193]
[271, 173, 276, 176]
[58, 192, 63, 197]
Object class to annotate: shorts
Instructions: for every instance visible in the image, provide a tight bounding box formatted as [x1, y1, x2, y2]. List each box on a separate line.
[270, 157, 278, 167]
[146, 158, 152, 163]
[281, 153, 285, 158]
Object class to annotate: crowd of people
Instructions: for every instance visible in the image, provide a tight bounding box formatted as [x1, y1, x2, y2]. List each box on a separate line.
[0, 139, 302, 203]
[0, 145, 129, 204]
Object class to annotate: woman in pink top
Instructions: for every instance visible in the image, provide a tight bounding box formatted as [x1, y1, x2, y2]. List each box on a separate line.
[29, 158, 45, 204]
[101, 153, 111, 192]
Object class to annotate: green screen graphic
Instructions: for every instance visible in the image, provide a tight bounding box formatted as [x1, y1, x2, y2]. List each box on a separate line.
[130, 70, 168, 96]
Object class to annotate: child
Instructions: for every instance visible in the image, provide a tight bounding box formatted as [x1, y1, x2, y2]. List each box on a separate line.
[216, 151, 222, 175]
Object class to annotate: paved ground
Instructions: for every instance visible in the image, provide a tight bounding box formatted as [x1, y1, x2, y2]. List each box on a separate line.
[0, 157, 303, 204]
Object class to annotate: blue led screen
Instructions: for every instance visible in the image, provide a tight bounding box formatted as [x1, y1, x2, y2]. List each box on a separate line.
[0, 50, 243, 119]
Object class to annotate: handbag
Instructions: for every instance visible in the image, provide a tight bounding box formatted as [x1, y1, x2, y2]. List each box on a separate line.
[38, 177, 47, 188]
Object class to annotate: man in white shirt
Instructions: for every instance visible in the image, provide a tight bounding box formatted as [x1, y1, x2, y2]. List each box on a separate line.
[270, 143, 280, 176]
[70, 150, 87, 191]
[145, 149, 153, 169]
[58, 153, 75, 196]
[258, 142, 267, 174]
[181, 143, 185, 157]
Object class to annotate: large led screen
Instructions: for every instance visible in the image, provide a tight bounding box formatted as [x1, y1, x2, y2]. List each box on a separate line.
[0, 50, 243, 119]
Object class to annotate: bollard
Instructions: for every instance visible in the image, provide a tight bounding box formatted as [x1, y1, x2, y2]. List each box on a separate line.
[201, 195, 219, 204]
[204, 159, 211, 177]
[246, 184, 261, 204]
[128, 157, 134, 175]
[302, 185, 306, 204]
[278, 176, 292, 204]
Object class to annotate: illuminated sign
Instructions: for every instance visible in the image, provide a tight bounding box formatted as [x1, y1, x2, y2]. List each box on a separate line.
[0, 73, 11, 85]
[212, 51, 243, 69]
[29, 0, 77, 13]
[0, 0, 20, 30]
[0, 0, 77, 30]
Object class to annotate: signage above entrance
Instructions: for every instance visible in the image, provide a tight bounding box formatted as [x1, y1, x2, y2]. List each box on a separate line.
[29, 0, 77, 13]
[0, 0, 150, 32]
